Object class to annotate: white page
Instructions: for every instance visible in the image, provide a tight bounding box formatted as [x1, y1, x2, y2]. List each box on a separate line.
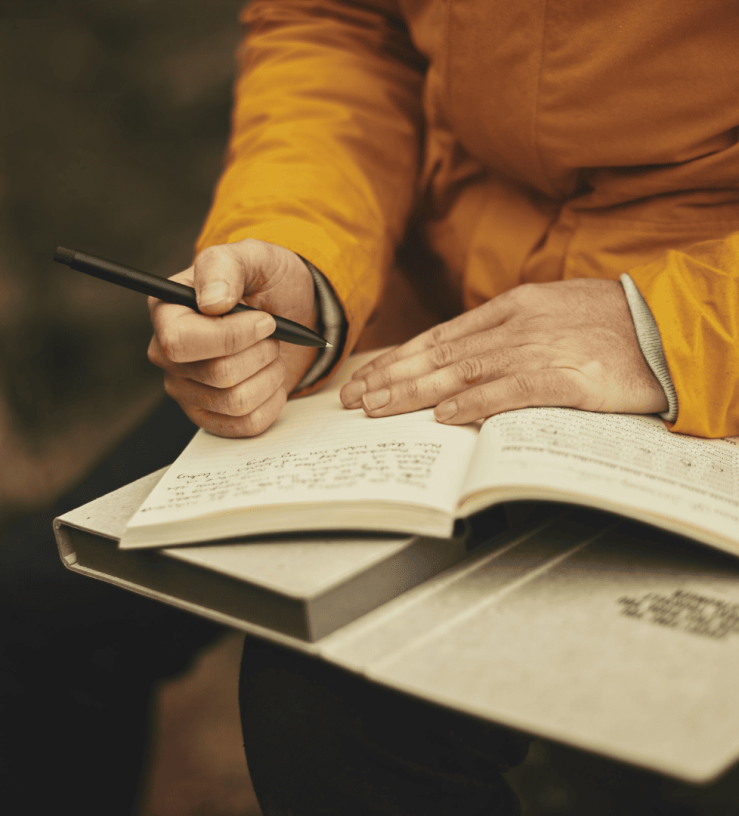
[124, 351, 479, 541]
[460, 408, 739, 553]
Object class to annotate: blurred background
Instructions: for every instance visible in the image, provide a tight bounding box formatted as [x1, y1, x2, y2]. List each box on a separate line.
[2, 1, 739, 814]
[0, 0, 242, 522]
[0, 3, 261, 811]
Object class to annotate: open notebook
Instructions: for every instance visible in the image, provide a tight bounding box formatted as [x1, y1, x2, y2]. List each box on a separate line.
[119, 350, 739, 557]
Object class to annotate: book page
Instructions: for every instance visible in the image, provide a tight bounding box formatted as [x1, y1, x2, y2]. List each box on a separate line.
[460, 408, 739, 552]
[126, 352, 479, 535]
[334, 517, 739, 781]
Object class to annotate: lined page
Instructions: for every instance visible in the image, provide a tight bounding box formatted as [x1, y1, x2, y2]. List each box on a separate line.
[461, 408, 739, 554]
[125, 352, 479, 537]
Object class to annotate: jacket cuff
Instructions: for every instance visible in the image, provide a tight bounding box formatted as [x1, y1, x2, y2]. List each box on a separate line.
[294, 256, 347, 390]
[620, 273, 678, 422]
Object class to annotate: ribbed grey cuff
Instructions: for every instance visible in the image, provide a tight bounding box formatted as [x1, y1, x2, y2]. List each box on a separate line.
[294, 256, 346, 390]
[620, 273, 678, 422]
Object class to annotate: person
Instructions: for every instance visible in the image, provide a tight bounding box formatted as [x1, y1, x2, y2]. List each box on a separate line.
[146, 1, 739, 813]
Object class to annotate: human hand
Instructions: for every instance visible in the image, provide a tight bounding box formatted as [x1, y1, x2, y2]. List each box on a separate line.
[340, 279, 668, 424]
[148, 239, 319, 437]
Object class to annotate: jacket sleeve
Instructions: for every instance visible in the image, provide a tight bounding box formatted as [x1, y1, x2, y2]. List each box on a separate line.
[195, 0, 425, 388]
[629, 233, 739, 438]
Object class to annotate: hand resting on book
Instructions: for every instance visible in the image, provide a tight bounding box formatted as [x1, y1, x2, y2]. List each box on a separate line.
[341, 278, 669, 424]
[148, 240, 320, 437]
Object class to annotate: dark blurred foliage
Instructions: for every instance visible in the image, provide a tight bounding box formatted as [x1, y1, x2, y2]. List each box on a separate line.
[0, 0, 243, 508]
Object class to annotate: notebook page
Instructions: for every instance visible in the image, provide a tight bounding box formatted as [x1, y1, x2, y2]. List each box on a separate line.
[126, 352, 479, 533]
[460, 407, 739, 551]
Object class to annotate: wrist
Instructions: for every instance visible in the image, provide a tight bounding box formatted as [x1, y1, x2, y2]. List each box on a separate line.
[293, 254, 346, 391]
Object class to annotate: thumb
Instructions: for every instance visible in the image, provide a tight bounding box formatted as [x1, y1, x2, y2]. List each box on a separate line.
[193, 243, 252, 315]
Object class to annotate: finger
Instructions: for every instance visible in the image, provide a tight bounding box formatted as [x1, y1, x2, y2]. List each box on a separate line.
[183, 387, 289, 438]
[433, 369, 588, 424]
[362, 347, 536, 417]
[193, 244, 248, 314]
[193, 240, 282, 315]
[149, 308, 276, 364]
[147, 267, 196, 326]
[351, 294, 516, 382]
[149, 336, 280, 388]
[350, 346, 401, 382]
[341, 326, 536, 413]
[343, 344, 454, 408]
[343, 334, 529, 410]
[163, 356, 287, 418]
[359, 355, 494, 417]
[342, 348, 428, 407]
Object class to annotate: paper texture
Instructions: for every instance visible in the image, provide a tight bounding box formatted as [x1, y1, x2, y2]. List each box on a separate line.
[121, 351, 479, 548]
[462, 408, 739, 556]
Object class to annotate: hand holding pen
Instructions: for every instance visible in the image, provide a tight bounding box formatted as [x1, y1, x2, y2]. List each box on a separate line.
[56, 240, 328, 438]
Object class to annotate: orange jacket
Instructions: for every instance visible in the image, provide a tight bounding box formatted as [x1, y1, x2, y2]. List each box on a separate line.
[197, 0, 739, 438]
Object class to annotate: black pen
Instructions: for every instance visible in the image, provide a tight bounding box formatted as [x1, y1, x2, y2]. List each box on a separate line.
[53, 246, 331, 348]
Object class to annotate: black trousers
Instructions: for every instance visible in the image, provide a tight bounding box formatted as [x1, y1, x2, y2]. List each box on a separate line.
[240, 636, 529, 816]
[0, 398, 221, 815]
[0, 398, 528, 815]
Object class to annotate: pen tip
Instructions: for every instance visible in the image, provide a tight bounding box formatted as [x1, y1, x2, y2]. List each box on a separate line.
[54, 246, 75, 266]
[325, 342, 333, 348]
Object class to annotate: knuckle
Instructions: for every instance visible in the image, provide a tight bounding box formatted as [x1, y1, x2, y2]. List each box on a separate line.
[237, 237, 261, 259]
[223, 385, 252, 416]
[504, 283, 539, 313]
[428, 323, 448, 348]
[195, 243, 243, 296]
[377, 365, 395, 390]
[471, 392, 491, 417]
[195, 244, 225, 267]
[208, 356, 235, 388]
[510, 372, 537, 400]
[382, 349, 401, 367]
[366, 365, 393, 392]
[430, 342, 455, 369]
[242, 409, 271, 437]
[580, 359, 607, 383]
[239, 239, 274, 286]
[403, 376, 423, 404]
[514, 282, 538, 302]
[187, 406, 208, 430]
[209, 414, 246, 439]
[158, 325, 184, 362]
[221, 319, 242, 357]
[457, 386, 490, 419]
[146, 338, 159, 366]
[495, 287, 519, 311]
[563, 371, 589, 408]
[456, 356, 485, 386]
[244, 388, 286, 437]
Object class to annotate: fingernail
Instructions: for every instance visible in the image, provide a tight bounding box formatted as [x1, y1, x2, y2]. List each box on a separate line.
[199, 281, 231, 308]
[342, 379, 367, 404]
[363, 389, 390, 411]
[256, 314, 275, 337]
[434, 401, 457, 422]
